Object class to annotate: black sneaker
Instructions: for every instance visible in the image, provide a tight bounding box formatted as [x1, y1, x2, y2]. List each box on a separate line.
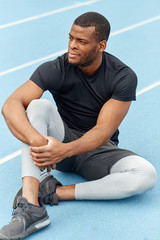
[0, 197, 50, 240]
[13, 173, 62, 209]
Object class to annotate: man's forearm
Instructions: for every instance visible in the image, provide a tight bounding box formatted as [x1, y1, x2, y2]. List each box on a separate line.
[2, 100, 47, 147]
[65, 125, 111, 157]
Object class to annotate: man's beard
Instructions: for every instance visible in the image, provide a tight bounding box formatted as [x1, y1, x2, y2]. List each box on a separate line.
[71, 57, 95, 67]
[68, 46, 97, 67]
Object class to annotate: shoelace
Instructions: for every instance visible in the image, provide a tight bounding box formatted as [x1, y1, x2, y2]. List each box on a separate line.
[42, 191, 54, 204]
[9, 204, 29, 224]
[12, 203, 29, 217]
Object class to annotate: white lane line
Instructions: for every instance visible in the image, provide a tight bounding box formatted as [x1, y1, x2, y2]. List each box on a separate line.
[0, 49, 67, 76]
[110, 15, 160, 37]
[136, 80, 160, 96]
[0, 0, 101, 30]
[0, 15, 160, 77]
[0, 150, 21, 165]
[0, 80, 160, 165]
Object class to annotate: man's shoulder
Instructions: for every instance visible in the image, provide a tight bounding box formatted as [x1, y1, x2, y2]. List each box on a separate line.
[102, 52, 137, 101]
[103, 52, 134, 73]
[41, 52, 68, 70]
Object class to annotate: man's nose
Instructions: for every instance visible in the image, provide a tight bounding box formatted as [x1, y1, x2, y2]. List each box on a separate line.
[69, 39, 78, 49]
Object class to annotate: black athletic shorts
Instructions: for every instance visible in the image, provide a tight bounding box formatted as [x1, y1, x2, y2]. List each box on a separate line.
[56, 122, 137, 181]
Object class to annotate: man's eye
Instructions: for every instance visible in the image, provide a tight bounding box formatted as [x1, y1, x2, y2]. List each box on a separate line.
[80, 40, 86, 45]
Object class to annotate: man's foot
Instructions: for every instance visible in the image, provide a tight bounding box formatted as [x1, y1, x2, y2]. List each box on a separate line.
[13, 173, 62, 209]
[0, 197, 50, 240]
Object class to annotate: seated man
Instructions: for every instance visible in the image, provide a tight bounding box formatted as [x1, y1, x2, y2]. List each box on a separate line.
[0, 12, 157, 240]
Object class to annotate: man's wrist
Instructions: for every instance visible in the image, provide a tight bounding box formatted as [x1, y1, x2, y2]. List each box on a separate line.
[29, 135, 48, 147]
[64, 140, 81, 158]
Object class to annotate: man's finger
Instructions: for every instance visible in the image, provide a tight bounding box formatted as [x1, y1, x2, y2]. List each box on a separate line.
[51, 164, 56, 169]
[30, 145, 47, 153]
[34, 161, 51, 167]
[30, 152, 50, 159]
[33, 157, 49, 163]
[47, 166, 51, 172]
[40, 166, 45, 171]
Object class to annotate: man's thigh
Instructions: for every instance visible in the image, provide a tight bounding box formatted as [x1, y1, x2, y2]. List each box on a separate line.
[56, 122, 84, 173]
[56, 122, 137, 179]
[73, 141, 137, 181]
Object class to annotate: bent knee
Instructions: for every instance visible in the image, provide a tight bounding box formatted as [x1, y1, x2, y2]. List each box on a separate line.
[27, 99, 53, 120]
[132, 161, 157, 194]
[142, 162, 157, 190]
[27, 99, 52, 113]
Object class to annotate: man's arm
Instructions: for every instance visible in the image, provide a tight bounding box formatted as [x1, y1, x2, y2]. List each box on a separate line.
[69, 98, 131, 153]
[31, 98, 131, 166]
[1, 80, 47, 147]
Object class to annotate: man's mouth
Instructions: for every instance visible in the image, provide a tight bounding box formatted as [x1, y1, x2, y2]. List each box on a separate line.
[68, 51, 80, 58]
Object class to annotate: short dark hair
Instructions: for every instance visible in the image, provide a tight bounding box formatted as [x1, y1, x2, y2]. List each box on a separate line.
[74, 12, 111, 42]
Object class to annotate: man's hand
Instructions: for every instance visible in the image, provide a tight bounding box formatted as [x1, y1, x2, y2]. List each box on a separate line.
[39, 164, 56, 173]
[30, 136, 68, 169]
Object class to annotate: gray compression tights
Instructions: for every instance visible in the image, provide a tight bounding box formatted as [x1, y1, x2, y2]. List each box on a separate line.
[22, 99, 157, 200]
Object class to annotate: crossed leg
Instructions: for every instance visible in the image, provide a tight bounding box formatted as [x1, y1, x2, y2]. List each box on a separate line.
[75, 155, 157, 200]
[21, 99, 65, 205]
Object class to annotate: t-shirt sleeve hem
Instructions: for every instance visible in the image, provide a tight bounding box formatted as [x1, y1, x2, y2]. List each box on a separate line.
[30, 77, 46, 92]
[111, 95, 136, 101]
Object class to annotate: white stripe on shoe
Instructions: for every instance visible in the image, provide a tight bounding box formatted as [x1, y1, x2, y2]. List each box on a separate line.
[34, 218, 51, 229]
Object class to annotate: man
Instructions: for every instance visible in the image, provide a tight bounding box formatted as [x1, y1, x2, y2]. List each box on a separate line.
[0, 12, 157, 239]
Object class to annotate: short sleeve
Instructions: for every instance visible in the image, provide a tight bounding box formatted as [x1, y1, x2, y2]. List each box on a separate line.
[111, 67, 138, 101]
[30, 57, 64, 92]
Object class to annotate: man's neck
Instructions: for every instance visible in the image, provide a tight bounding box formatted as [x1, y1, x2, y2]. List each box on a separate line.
[79, 54, 103, 76]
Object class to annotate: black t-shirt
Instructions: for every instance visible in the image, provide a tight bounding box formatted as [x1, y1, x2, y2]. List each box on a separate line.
[30, 52, 137, 144]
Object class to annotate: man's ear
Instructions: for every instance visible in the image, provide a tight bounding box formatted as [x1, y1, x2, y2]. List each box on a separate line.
[98, 40, 107, 52]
